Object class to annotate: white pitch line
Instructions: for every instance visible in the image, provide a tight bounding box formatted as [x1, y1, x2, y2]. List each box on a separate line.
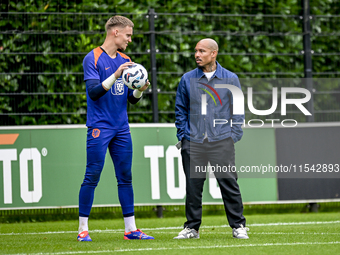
[0, 230, 77, 236]
[249, 232, 340, 235]
[152, 231, 340, 235]
[249, 220, 340, 226]
[1, 220, 339, 236]
[4, 241, 340, 255]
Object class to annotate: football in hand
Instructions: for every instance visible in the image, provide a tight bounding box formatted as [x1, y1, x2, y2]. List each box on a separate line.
[122, 63, 148, 90]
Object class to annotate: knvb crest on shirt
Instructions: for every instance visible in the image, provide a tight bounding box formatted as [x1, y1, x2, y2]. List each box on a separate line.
[111, 78, 124, 95]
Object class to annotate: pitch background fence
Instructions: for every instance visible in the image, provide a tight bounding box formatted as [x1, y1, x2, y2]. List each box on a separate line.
[1, 123, 340, 211]
[0, 124, 276, 209]
[1, 0, 340, 126]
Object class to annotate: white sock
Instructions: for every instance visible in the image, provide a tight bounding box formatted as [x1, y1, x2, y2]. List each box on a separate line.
[124, 216, 137, 233]
[78, 216, 89, 234]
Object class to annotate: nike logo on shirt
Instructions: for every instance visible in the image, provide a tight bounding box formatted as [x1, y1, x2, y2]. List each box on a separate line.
[105, 67, 110, 70]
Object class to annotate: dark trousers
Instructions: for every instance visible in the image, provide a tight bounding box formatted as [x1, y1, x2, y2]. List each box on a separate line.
[181, 137, 246, 231]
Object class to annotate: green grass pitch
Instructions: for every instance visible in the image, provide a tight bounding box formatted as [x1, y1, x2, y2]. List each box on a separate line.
[0, 212, 340, 254]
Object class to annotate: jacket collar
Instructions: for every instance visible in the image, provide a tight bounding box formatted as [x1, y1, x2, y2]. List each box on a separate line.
[197, 61, 222, 80]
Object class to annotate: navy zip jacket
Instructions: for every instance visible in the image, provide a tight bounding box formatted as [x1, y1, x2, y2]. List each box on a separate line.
[175, 61, 244, 144]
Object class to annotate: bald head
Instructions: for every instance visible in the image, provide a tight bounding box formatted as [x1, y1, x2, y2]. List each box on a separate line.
[197, 38, 219, 52]
[195, 38, 219, 72]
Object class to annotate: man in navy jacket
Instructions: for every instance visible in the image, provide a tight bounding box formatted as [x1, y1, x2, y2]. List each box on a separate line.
[174, 38, 249, 240]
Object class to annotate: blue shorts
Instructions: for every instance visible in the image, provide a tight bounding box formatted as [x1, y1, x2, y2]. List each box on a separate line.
[84, 126, 132, 186]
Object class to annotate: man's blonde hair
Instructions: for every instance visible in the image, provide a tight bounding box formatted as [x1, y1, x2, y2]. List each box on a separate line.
[105, 15, 134, 31]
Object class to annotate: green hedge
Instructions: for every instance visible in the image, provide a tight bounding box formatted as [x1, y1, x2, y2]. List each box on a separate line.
[1, 0, 340, 125]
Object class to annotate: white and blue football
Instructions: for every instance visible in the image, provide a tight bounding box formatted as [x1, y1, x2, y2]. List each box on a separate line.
[122, 63, 148, 90]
